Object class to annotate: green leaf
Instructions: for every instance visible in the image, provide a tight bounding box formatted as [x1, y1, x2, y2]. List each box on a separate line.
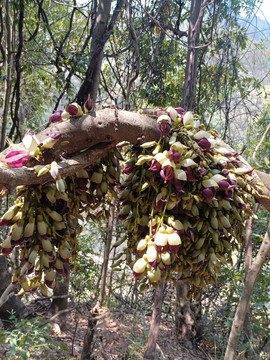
[19, 349, 29, 360]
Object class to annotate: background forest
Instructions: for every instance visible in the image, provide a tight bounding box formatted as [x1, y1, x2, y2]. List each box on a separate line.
[0, 0, 269, 359]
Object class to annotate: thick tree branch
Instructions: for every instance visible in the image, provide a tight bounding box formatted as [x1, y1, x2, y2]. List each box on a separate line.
[0, 109, 159, 189]
[0, 108, 270, 213]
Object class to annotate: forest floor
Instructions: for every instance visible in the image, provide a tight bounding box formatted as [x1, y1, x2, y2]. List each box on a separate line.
[35, 303, 215, 360]
[0, 300, 218, 359]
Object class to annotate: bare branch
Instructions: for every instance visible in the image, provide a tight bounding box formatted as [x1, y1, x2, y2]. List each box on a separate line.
[252, 123, 270, 170]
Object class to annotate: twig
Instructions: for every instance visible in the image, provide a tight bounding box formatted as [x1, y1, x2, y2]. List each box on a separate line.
[38, 306, 76, 328]
[252, 122, 270, 170]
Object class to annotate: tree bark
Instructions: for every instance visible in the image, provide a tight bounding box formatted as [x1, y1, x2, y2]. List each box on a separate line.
[224, 221, 270, 360]
[176, 0, 209, 339]
[143, 281, 166, 360]
[242, 204, 258, 354]
[97, 202, 115, 307]
[175, 280, 202, 342]
[76, 0, 125, 106]
[50, 270, 70, 331]
[181, 0, 209, 111]
[0, 256, 25, 321]
[81, 309, 98, 360]
[1, 0, 13, 150]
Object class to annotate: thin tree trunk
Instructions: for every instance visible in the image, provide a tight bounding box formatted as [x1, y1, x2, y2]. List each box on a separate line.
[181, 0, 209, 111]
[224, 221, 270, 360]
[76, 0, 124, 107]
[106, 245, 116, 307]
[175, 0, 209, 340]
[81, 309, 98, 360]
[242, 204, 258, 356]
[143, 281, 166, 360]
[97, 203, 115, 307]
[50, 270, 70, 331]
[175, 280, 197, 342]
[1, 0, 13, 150]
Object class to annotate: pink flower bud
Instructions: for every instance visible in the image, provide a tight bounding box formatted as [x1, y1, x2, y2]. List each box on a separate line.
[66, 103, 78, 116]
[123, 165, 135, 174]
[84, 95, 92, 112]
[197, 137, 212, 151]
[49, 110, 64, 124]
[203, 187, 216, 201]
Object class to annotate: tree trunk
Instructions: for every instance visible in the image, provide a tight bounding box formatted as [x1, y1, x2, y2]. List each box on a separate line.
[242, 204, 258, 356]
[143, 281, 166, 360]
[80, 309, 98, 360]
[224, 221, 270, 360]
[181, 0, 208, 111]
[50, 270, 70, 331]
[0, 256, 25, 322]
[97, 202, 115, 307]
[76, 0, 124, 107]
[175, 280, 199, 342]
[176, 0, 208, 339]
[1, 0, 13, 150]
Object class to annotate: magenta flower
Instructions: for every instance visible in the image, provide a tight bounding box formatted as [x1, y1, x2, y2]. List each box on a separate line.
[198, 168, 208, 176]
[167, 149, 181, 163]
[5, 151, 29, 168]
[66, 103, 78, 116]
[156, 193, 166, 213]
[160, 165, 175, 183]
[203, 187, 217, 201]
[218, 179, 235, 190]
[0, 219, 14, 226]
[224, 190, 233, 201]
[157, 122, 172, 136]
[49, 110, 64, 124]
[174, 107, 185, 115]
[84, 94, 92, 112]
[123, 165, 135, 175]
[157, 114, 172, 136]
[197, 137, 212, 151]
[149, 158, 162, 171]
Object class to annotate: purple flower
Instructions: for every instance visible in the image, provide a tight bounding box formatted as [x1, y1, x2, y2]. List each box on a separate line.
[187, 228, 195, 242]
[84, 94, 92, 112]
[224, 190, 233, 201]
[168, 149, 181, 163]
[49, 131, 62, 140]
[157, 122, 172, 136]
[49, 110, 64, 124]
[185, 167, 196, 182]
[66, 103, 78, 116]
[156, 193, 166, 213]
[218, 180, 235, 190]
[197, 137, 212, 151]
[160, 165, 175, 183]
[203, 187, 217, 201]
[198, 168, 209, 176]
[123, 165, 135, 175]
[174, 107, 185, 115]
[149, 159, 162, 171]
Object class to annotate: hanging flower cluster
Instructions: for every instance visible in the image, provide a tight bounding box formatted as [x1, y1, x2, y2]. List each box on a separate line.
[0, 97, 121, 296]
[118, 107, 260, 297]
